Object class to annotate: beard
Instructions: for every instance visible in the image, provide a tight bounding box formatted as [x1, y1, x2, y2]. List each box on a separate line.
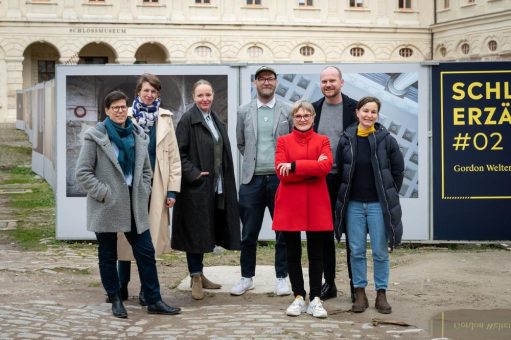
[257, 88, 275, 100]
[323, 88, 340, 98]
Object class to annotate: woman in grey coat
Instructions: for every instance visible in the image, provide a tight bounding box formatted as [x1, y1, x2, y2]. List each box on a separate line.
[75, 90, 181, 318]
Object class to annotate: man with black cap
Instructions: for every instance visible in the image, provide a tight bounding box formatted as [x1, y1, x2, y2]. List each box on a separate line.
[231, 66, 293, 296]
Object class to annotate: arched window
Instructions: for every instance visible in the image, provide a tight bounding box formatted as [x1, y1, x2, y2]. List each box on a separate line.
[488, 40, 497, 52]
[195, 45, 212, 57]
[247, 46, 263, 57]
[399, 47, 413, 58]
[461, 43, 470, 55]
[299, 46, 315, 57]
[350, 47, 365, 57]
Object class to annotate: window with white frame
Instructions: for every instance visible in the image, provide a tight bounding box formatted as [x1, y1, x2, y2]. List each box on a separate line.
[349, 0, 364, 8]
[143, 0, 159, 3]
[247, 0, 262, 5]
[195, 45, 212, 57]
[398, 0, 412, 9]
[247, 46, 263, 57]
[195, 0, 210, 4]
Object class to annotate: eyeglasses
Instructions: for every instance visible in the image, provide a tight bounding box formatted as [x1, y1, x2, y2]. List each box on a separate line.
[110, 105, 128, 112]
[257, 77, 276, 83]
[293, 114, 313, 121]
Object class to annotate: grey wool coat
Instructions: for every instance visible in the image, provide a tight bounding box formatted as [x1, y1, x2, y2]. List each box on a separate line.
[236, 99, 292, 184]
[75, 122, 153, 234]
[171, 105, 241, 253]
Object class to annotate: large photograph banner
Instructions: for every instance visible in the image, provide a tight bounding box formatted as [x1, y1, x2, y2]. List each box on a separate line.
[432, 62, 511, 240]
[56, 65, 238, 239]
[240, 63, 429, 241]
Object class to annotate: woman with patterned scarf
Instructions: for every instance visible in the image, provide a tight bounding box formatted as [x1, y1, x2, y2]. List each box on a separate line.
[116, 74, 182, 306]
[75, 90, 181, 318]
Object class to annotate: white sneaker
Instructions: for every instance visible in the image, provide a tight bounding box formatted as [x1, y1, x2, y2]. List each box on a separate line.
[275, 277, 291, 296]
[307, 296, 328, 318]
[230, 277, 254, 296]
[286, 295, 307, 316]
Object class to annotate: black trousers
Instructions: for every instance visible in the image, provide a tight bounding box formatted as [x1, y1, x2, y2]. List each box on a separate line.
[95, 190, 161, 304]
[283, 231, 329, 301]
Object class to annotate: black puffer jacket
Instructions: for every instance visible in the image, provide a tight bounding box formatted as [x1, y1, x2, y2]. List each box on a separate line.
[334, 122, 404, 249]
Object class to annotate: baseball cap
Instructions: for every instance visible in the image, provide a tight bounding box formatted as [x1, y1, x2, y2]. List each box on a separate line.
[255, 66, 277, 79]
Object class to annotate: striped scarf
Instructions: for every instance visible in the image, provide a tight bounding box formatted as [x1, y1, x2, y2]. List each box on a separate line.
[132, 96, 160, 133]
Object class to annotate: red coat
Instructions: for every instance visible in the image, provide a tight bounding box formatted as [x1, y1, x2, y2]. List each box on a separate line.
[272, 128, 333, 232]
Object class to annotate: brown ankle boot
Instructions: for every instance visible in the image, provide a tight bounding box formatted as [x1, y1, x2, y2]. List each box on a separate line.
[191, 275, 204, 300]
[375, 289, 392, 314]
[352, 287, 369, 313]
[201, 274, 221, 289]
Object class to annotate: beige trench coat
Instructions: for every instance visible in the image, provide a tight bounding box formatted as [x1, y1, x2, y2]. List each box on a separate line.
[117, 108, 181, 260]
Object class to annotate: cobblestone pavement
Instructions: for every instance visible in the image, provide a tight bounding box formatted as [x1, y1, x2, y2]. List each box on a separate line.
[0, 247, 429, 340]
[0, 301, 427, 339]
[0, 126, 430, 339]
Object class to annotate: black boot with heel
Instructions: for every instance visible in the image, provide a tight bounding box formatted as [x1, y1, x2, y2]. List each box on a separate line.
[107, 292, 128, 318]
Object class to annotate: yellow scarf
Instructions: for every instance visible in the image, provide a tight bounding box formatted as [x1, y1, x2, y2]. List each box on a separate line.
[357, 124, 376, 137]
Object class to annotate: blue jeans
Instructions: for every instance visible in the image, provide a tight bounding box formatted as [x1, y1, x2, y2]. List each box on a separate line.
[239, 175, 287, 278]
[346, 201, 389, 291]
[95, 221, 161, 304]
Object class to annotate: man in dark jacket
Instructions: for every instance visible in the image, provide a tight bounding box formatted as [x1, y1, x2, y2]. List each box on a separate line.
[312, 66, 357, 302]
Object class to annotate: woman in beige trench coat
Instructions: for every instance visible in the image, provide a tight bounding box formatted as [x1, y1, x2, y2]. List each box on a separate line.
[116, 73, 181, 305]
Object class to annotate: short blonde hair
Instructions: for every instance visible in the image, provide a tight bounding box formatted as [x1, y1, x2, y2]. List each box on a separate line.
[291, 100, 316, 118]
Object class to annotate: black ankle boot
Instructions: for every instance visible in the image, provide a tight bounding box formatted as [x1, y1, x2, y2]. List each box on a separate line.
[106, 284, 128, 303]
[107, 293, 127, 318]
[147, 300, 181, 315]
[138, 289, 147, 306]
[320, 282, 337, 300]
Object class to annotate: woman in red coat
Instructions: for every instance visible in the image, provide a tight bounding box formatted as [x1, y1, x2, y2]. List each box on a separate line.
[273, 101, 333, 318]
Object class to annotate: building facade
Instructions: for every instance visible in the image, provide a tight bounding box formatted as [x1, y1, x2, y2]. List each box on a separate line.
[0, 0, 510, 122]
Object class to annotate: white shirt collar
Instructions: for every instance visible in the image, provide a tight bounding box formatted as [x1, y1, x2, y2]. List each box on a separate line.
[257, 96, 276, 109]
[200, 109, 211, 118]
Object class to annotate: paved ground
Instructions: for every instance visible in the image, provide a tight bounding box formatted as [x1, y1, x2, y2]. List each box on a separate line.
[0, 245, 433, 340]
[2, 243, 511, 339]
[1, 126, 511, 339]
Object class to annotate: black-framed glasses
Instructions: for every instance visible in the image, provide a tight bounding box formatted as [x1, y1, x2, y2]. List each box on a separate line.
[257, 77, 276, 83]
